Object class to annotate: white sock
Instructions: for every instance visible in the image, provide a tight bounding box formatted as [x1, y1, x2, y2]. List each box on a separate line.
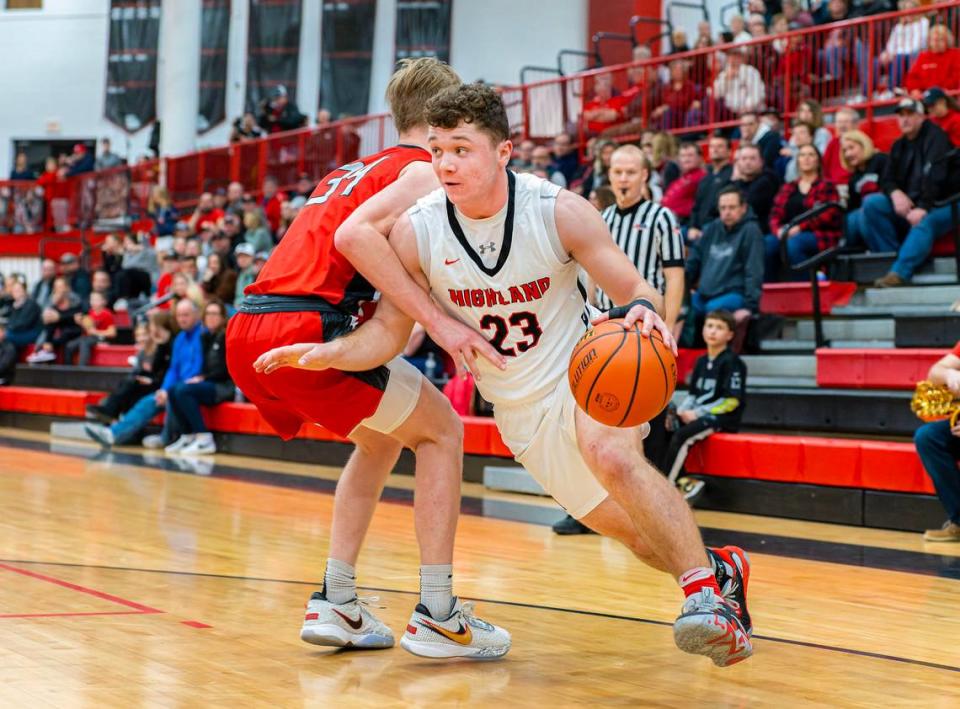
[323, 558, 357, 605]
[420, 564, 454, 620]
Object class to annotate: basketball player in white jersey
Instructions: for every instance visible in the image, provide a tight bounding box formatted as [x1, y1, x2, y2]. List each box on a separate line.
[256, 84, 753, 667]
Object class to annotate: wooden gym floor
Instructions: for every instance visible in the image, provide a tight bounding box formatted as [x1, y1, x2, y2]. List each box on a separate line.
[1, 426, 959, 707]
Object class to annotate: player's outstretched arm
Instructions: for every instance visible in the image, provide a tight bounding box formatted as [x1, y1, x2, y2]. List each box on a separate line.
[253, 297, 415, 375]
[555, 190, 677, 354]
[334, 161, 505, 373]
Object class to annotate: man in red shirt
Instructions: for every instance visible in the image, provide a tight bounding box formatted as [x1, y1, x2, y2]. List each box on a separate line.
[259, 175, 286, 235]
[187, 192, 223, 234]
[923, 87, 960, 147]
[226, 58, 507, 658]
[582, 73, 629, 135]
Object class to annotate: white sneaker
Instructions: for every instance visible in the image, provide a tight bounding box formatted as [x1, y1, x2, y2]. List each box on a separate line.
[84, 423, 115, 447]
[673, 587, 753, 667]
[142, 434, 165, 449]
[179, 433, 216, 455]
[27, 349, 56, 363]
[400, 598, 511, 659]
[164, 434, 196, 455]
[300, 592, 394, 649]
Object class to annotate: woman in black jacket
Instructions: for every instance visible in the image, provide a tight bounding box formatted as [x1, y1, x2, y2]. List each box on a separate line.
[4, 279, 42, 350]
[26, 277, 81, 363]
[86, 311, 173, 423]
[163, 299, 235, 455]
[840, 130, 889, 248]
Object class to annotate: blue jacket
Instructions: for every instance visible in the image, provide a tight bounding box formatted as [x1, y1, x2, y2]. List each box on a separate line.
[162, 324, 204, 391]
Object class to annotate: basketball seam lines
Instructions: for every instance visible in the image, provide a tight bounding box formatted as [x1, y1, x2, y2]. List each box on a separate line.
[647, 331, 670, 411]
[583, 328, 628, 418]
[617, 324, 642, 427]
[568, 329, 626, 366]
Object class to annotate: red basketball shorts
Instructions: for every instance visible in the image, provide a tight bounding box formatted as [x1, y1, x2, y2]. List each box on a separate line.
[226, 310, 422, 440]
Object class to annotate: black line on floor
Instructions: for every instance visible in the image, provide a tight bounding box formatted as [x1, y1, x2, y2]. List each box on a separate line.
[1, 557, 958, 675]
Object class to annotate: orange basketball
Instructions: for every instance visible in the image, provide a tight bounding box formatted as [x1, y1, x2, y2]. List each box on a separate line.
[567, 319, 677, 428]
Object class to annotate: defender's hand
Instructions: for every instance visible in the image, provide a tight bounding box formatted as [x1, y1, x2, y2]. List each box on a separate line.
[427, 314, 506, 380]
[254, 343, 335, 375]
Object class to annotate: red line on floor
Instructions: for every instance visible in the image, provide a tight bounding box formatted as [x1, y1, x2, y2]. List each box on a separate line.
[181, 620, 212, 628]
[0, 563, 164, 613]
[0, 610, 149, 619]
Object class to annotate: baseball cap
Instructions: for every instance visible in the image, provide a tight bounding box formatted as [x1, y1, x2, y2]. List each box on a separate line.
[895, 97, 924, 115]
[235, 243, 255, 257]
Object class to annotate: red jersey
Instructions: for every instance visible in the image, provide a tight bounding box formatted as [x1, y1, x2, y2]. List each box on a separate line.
[247, 145, 431, 313]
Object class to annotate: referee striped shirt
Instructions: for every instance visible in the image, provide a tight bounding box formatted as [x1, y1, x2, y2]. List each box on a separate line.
[597, 198, 684, 310]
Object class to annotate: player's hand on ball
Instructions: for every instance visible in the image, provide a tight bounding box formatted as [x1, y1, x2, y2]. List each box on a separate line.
[254, 343, 334, 375]
[593, 304, 678, 355]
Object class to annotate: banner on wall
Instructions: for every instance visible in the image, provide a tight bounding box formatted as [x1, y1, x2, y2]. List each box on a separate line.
[105, 0, 162, 133]
[199, 0, 231, 133]
[319, 0, 377, 118]
[395, 0, 452, 63]
[246, 0, 303, 115]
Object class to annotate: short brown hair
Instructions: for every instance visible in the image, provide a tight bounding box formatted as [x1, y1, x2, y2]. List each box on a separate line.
[425, 83, 510, 144]
[386, 58, 461, 133]
[706, 310, 736, 331]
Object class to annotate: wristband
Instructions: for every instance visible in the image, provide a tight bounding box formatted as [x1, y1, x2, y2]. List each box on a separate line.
[607, 298, 656, 320]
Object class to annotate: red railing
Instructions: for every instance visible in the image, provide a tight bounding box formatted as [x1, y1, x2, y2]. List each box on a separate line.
[3, 2, 957, 236]
[511, 1, 960, 142]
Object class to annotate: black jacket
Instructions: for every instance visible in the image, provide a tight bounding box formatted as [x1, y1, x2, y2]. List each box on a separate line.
[731, 169, 781, 234]
[137, 340, 172, 391]
[681, 349, 747, 430]
[755, 129, 783, 171]
[882, 120, 960, 211]
[690, 163, 733, 230]
[7, 298, 41, 335]
[201, 330, 235, 403]
[848, 152, 889, 211]
[0, 339, 16, 384]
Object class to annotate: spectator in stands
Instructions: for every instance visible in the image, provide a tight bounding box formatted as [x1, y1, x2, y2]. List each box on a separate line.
[219, 212, 243, 251]
[578, 140, 615, 196]
[864, 98, 960, 287]
[0, 324, 15, 386]
[739, 110, 782, 170]
[154, 252, 179, 309]
[31, 258, 56, 308]
[783, 0, 814, 28]
[712, 48, 766, 117]
[4, 279, 41, 350]
[241, 210, 273, 255]
[188, 192, 224, 234]
[796, 99, 832, 153]
[233, 244, 256, 308]
[162, 299, 234, 456]
[509, 139, 535, 171]
[872, 0, 929, 95]
[905, 25, 960, 97]
[316, 108, 332, 126]
[922, 87, 960, 146]
[583, 73, 628, 135]
[59, 253, 91, 307]
[823, 107, 860, 185]
[730, 143, 782, 235]
[588, 185, 617, 211]
[200, 252, 236, 305]
[148, 185, 179, 238]
[662, 142, 707, 224]
[816, 0, 849, 24]
[766, 144, 843, 279]
[914, 342, 960, 542]
[86, 312, 172, 424]
[840, 129, 888, 245]
[115, 231, 157, 307]
[651, 60, 701, 130]
[257, 85, 306, 134]
[225, 181, 245, 214]
[230, 111, 266, 143]
[646, 131, 681, 196]
[66, 143, 94, 176]
[685, 186, 765, 320]
[260, 175, 286, 235]
[849, 0, 894, 18]
[729, 14, 752, 44]
[771, 14, 817, 104]
[170, 272, 203, 319]
[818, 0, 854, 81]
[782, 121, 815, 182]
[100, 234, 124, 282]
[85, 298, 204, 449]
[63, 292, 116, 366]
[183, 244, 202, 279]
[90, 269, 112, 308]
[622, 45, 662, 124]
[689, 133, 734, 241]
[9, 152, 35, 180]
[664, 310, 747, 504]
[531, 146, 566, 186]
[27, 277, 82, 364]
[95, 138, 124, 170]
[293, 172, 315, 203]
[551, 133, 580, 186]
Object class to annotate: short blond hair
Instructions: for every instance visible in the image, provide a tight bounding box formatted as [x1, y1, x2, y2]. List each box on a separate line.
[386, 58, 461, 133]
[839, 130, 876, 171]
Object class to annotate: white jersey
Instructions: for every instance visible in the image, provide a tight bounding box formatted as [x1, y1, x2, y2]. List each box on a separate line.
[409, 171, 591, 408]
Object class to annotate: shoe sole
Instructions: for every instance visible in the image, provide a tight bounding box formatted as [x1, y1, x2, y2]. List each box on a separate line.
[722, 546, 752, 637]
[301, 624, 394, 649]
[673, 613, 753, 667]
[399, 635, 510, 659]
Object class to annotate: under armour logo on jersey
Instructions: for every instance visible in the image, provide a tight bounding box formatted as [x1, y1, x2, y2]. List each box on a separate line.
[477, 241, 497, 255]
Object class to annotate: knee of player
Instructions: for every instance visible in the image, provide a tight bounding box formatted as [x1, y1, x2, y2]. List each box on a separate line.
[587, 443, 641, 484]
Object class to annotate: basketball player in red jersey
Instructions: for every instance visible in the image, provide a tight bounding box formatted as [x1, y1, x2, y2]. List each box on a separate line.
[256, 83, 754, 667]
[226, 59, 510, 659]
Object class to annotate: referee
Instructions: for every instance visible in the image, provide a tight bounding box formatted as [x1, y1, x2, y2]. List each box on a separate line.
[555, 144, 686, 536]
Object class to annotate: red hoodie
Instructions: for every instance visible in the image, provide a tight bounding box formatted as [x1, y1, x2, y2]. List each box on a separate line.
[932, 110, 960, 147]
[661, 167, 706, 220]
[904, 49, 960, 94]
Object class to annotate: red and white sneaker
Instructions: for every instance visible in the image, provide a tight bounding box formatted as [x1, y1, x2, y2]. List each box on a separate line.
[300, 592, 394, 649]
[673, 588, 753, 667]
[708, 545, 752, 636]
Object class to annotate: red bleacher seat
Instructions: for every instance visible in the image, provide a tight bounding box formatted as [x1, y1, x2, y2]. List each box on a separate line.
[89, 345, 136, 368]
[677, 349, 705, 386]
[760, 282, 857, 316]
[816, 348, 943, 389]
[0, 387, 101, 417]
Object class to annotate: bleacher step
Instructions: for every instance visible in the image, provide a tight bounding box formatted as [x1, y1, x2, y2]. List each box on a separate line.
[740, 354, 816, 378]
[744, 375, 819, 388]
[832, 304, 955, 317]
[758, 339, 895, 352]
[793, 318, 894, 341]
[859, 285, 960, 307]
[50, 421, 95, 441]
[483, 465, 548, 496]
